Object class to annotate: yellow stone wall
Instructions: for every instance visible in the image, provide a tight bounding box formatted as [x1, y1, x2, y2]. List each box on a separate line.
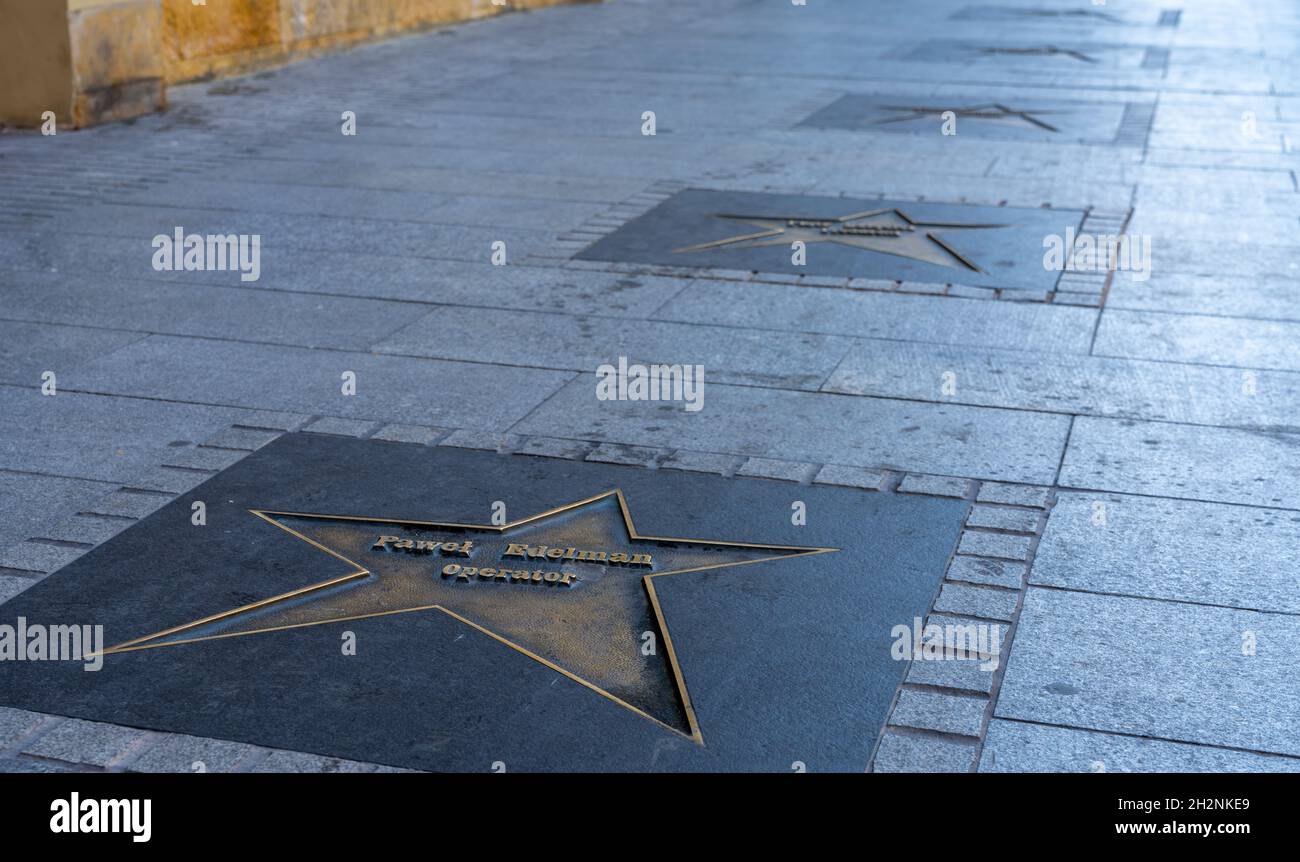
[0, 0, 75, 128]
[69, 0, 168, 127]
[164, 0, 578, 82]
[1, 0, 586, 128]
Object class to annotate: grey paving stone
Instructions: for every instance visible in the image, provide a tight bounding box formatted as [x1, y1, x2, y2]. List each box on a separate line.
[202, 426, 283, 451]
[83, 490, 172, 520]
[121, 180, 600, 233]
[1094, 309, 1300, 372]
[585, 442, 663, 467]
[0, 271, 419, 351]
[35, 515, 129, 547]
[660, 450, 739, 475]
[933, 583, 1019, 622]
[515, 376, 1070, 484]
[965, 504, 1039, 533]
[1108, 272, 1300, 321]
[226, 411, 311, 433]
[0, 756, 82, 773]
[23, 719, 146, 768]
[438, 429, 519, 451]
[1061, 417, 1300, 508]
[956, 530, 1032, 561]
[799, 275, 850, 288]
[872, 732, 977, 773]
[812, 464, 887, 490]
[905, 649, 999, 693]
[0, 471, 116, 549]
[301, 417, 380, 438]
[1053, 293, 1101, 307]
[657, 281, 1098, 354]
[162, 446, 248, 472]
[254, 750, 378, 773]
[889, 690, 987, 737]
[128, 734, 259, 774]
[63, 336, 573, 430]
[516, 436, 592, 460]
[734, 457, 814, 483]
[928, 614, 1010, 651]
[0, 389, 246, 485]
[897, 474, 970, 498]
[980, 719, 1300, 773]
[0, 542, 84, 574]
[897, 281, 946, 295]
[947, 556, 1026, 589]
[976, 482, 1049, 508]
[0, 320, 143, 387]
[823, 339, 1300, 429]
[53, 204, 558, 268]
[0, 706, 46, 750]
[375, 305, 852, 391]
[0, 574, 36, 603]
[131, 467, 212, 496]
[848, 277, 898, 291]
[995, 588, 1300, 757]
[946, 284, 997, 299]
[371, 424, 444, 445]
[1035, 492, 1300, 613]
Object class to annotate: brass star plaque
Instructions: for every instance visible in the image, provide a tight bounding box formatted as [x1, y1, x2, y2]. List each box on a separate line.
[874, 103, 1063, 133]
[0, 436, 970, 770]
[672, 208, 1007, 273]
[575, 189, 1083, 291]
[798, 94, 1153, 147]
[102, 490, 834, 743]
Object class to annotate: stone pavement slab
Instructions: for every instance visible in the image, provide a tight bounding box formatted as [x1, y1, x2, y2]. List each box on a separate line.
[1035, 492, 1300, 613]
[1060, 417, 1300, 508]
[0, 320, 143, 388]
[656, 281, 1099, 354]
[1095, 309, 1300, 372]
[0, 271, 420, 351]
[0, 388, 248, 485]
[0, 232, 693, 317]
[49, 205, 558, 265]
[996, 588, 1300, 757]
[375, 305, 853, 390]
[1107, 272, 1300, 321]
[62, 335, 574, 430]
[824, 339, 1300, 428]
[980, 719, 1300, 773]
[514, 375, 1070, 484]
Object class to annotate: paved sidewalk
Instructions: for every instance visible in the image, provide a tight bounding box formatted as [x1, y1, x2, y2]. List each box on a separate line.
[1, 0, 1299, 772]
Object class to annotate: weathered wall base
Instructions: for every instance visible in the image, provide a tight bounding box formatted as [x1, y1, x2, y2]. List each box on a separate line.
[1, 0, 585, 129]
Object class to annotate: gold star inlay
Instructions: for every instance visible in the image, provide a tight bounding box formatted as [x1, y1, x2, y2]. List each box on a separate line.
[673, 207, 1009, 272]
[100, 490, 836, 744]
